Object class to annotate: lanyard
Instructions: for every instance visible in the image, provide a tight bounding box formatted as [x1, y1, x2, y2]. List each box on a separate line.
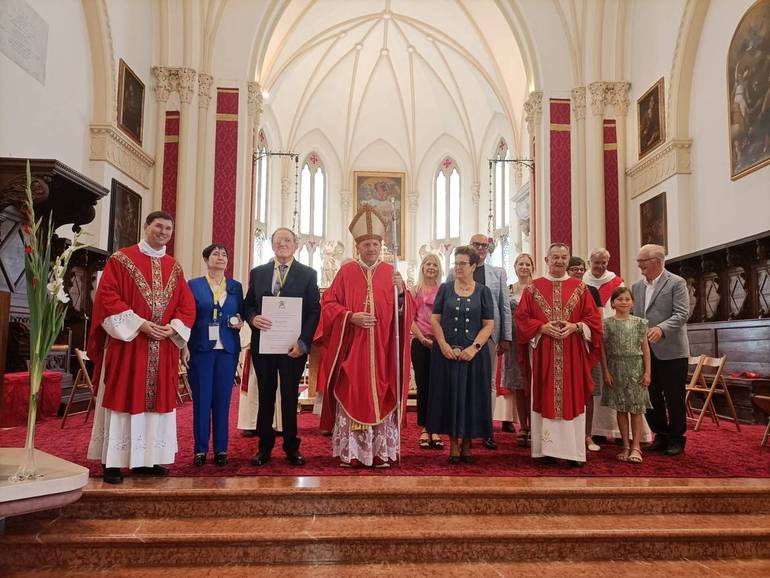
[274, 258, 292, 295]
[206, 275, 226, 320]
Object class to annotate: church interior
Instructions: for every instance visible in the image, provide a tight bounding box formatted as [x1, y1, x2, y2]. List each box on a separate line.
[0, 0, 769, 575]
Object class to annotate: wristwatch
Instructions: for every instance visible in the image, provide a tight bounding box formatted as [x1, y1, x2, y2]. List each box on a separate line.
[473, 342, 482, 351]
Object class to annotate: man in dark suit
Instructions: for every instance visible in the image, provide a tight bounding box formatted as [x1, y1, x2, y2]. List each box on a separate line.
[243, 228, 321, 466]
[632, 244, 690, 456]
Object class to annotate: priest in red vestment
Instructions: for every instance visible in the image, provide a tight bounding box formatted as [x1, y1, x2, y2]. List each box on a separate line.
[315, 205, 415, 467]
[87, 211, 195, 484]
[515, 243, 602, 465]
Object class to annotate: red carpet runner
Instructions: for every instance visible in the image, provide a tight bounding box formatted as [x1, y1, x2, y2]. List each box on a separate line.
[1, 400, 768, 478]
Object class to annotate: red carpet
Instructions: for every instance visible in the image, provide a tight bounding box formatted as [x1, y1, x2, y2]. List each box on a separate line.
[1, 400, 768, 477]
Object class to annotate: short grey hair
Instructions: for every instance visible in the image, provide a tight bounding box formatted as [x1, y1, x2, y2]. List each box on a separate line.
[639, 244, 666, 261]
[271, 227, 298, 243]
[547, 242, 571, 254]
[589, 248, 610, 261]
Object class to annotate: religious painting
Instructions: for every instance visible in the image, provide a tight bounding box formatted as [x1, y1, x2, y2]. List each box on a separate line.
[637, 78, 665, 160]
[727, 0, 770, 180]
[353, 171, 406, 259]
[108, 179, 142, 253]
[639, 192, 667, 253]
[117, 59, 145, 145]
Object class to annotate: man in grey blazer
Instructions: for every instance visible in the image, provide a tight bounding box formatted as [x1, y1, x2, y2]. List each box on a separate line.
[632, 244, 690, 456]
[447, 233, 512, 449]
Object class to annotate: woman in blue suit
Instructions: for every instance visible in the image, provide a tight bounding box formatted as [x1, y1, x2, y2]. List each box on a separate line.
[183, 244, 243, 466]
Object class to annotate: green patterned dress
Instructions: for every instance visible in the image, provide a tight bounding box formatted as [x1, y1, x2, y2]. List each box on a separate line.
[601, 316, 652, 414]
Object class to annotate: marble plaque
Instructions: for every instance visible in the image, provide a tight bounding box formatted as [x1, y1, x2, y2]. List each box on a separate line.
[0, 0, 48, 84]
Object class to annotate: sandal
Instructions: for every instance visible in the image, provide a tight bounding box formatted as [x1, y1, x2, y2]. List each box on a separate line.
[627, 448, 643, 464]
[419, 432, 431, 449]
[430, 434, 444, 449]
[616, 447, 630, 462]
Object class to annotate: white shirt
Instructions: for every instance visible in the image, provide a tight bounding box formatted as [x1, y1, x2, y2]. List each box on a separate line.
[643, 271, 664, 314]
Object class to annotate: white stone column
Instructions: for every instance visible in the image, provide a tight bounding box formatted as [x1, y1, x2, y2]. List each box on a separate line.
[281, 174, 292, 229]
[174, 67, 197, 273]
[571, 86, 588, 258]
[151, 67, 172, 212]
[610, 82, 630, 273]
[587, 81, 608, 253]
[192, 72, 212, 277]
[470, 182, 481, 235]
[523, 90, 543, 261]
[407, 190, 419, 269]
[240, 81, 264, 280]
[340, 190, 353, 256]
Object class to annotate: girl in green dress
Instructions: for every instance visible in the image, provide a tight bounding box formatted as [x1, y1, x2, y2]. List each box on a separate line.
[601, 287, 652, 464]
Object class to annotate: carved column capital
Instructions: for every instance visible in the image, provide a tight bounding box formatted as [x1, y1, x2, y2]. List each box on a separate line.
[523, 91, 543, 136]
[177, 67, 197, 105]
[247, 82, 264, 118]
[609, 81, 631, 117]
[340, 190, 353, 210]
[197, 73, 213, 109]
[152, 66, 173, 103]
[571, 86, 586, 121]
[589, 81, 608, 116]
[471, 182, 481, 207]
[407, 191, 419, 213]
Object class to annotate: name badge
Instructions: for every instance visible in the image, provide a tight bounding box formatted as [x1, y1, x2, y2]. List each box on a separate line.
[208, 324, 220, 342]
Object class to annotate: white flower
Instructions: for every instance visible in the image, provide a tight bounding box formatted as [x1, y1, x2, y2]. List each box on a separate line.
[46, 280, 70, 304]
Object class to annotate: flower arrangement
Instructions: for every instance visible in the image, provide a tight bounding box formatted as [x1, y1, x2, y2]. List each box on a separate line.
[10, 162, 86, 482]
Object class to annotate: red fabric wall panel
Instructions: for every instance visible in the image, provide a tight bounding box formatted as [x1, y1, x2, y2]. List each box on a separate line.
[161, 111, 179, 255]
[603, 119, 620, 275]
[549, 99, 572, 246]
[213, 88, 239, 277]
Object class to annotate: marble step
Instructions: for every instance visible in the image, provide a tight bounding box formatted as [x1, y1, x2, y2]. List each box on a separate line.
[3, 513, 770, 567]
[47, 476, 770, 519]
[4, 559, 770, 577]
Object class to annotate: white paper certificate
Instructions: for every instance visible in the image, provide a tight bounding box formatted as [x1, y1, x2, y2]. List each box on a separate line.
[259, 296, 303, 354]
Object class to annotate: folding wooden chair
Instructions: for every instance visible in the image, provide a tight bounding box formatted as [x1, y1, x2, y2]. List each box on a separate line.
[177, 359, 193, 404]
[60, 349, 95, 428]
[685, 355, 741, 432]
[685, 355, 707, 423]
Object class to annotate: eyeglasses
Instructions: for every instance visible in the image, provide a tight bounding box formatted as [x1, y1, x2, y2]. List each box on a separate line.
[454, 261, 472, 268]
[636, 257, 658, 265]
[471, 242, 489, 249]
[567, 267, 585, 273]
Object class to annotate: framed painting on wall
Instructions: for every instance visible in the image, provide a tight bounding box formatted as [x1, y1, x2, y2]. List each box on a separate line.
[727, 0, 770, 180]
[640, 192, 667, 253]
[353, 171, 406, 258]
[108, 179, 142, 253]
[117, 59, 145, 145]
[637, 78, 666, 160]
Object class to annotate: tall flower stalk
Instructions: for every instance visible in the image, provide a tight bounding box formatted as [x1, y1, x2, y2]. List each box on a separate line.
[10, 161, 85, 482]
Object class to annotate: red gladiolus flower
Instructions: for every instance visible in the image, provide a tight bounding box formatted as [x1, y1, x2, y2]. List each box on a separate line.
[22, 224, 32, 235]
[24, 245, 33, 254]
[31, 276, 38, 287]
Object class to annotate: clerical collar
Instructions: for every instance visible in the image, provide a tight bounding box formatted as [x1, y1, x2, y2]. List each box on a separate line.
[544, 272, 569, 281]
[139, 240, 166, 257]
[358, 258, 380, 271]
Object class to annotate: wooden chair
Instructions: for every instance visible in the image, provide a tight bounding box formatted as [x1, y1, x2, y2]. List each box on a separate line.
[685, 354, 741, 432]
[60, 349, 95, 428]
[177, 359, 193, 404]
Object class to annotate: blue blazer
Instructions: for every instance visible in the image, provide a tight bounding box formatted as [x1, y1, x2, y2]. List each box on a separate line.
[188, 276, 244, 355]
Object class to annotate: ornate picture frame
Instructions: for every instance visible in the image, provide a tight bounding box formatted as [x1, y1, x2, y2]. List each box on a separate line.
[108, 179, 142, 253]
[353, 171, 406, 259]
[640, 192, 667, 253]
[637, 78, 666, 160]
[727, 0, 770, 180]
[117, 59, 145, 145]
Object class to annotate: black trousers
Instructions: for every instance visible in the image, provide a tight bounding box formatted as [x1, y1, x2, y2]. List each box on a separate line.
[253, 353, 306, 454]
[411, 339, 432, 427]
[645, 353, 688, 442]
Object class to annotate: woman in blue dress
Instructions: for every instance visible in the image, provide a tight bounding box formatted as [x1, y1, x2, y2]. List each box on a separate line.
[183, 244, 243, 466]
[426, 245, 495, 464]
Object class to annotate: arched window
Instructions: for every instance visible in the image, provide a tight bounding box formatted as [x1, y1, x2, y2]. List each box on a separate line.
[298, 152, 325, 271]
[252, 130, 271, 265]
[434, 157, 460, 276]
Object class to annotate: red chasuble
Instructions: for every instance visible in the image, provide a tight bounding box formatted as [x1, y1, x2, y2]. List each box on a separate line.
[597, 275, 624, 306]
[515, 276, 602, 421]
[88, 245, 195, 415]
[315, 260, 415, 429]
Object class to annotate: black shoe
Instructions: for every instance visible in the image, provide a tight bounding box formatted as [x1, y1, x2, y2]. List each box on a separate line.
[481, 437, 498, 450]
[102, 466, 123, 484]
[131, 465, 169, 476]
[664, 438, 686, 456]
[193, 453, 206, 467]
[286, 451, 305, 466]
[502, 421, 516, 433]
[568, 460, 584, 468]
[214, 453, 228, 466]
[648, 436, 669, 452]
[448, 455, 461, 465]
[537, 456, 557, 465]
[460, 454, 475, 464]
[242, 429, 258, 438]
[251, 451, 271, 466]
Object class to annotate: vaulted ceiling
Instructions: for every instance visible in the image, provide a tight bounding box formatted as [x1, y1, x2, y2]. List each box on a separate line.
[258, 0, 528, 183]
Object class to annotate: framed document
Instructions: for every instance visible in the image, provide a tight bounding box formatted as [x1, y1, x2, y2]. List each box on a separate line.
[259, 296, 302, 354]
